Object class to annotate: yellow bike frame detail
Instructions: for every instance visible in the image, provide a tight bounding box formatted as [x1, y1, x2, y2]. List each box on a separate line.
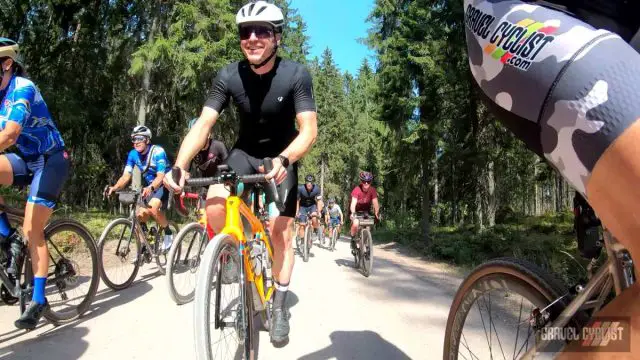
[220, 196, 275, 305]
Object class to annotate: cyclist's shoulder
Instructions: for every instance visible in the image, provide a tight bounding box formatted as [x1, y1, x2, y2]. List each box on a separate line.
[278, 58, 308, 72]
[210, 139, 228, 152]
[7, 76, 37, 99]
[214, 61, 242, 83]
[151, 144, 167, 155]
[126, 149, 139, 159]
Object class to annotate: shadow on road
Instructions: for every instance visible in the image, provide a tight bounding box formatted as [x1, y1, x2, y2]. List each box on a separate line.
[334, 258, 354, 268]
[0, 326, 90, 360]
[298, 330, 411, 360]
[0, 277, 154, 359]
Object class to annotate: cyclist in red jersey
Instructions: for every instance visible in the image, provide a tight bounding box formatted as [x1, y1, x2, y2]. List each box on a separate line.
[349, 171, 380, 254]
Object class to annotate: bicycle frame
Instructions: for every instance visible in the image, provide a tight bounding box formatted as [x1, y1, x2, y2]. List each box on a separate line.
[221, 195, 275, 306]
[521, 229, 635, 358]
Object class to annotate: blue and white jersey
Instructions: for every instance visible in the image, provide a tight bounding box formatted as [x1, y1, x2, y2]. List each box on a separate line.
[124, 145, 169, 186]
[0, 75, 65, 157]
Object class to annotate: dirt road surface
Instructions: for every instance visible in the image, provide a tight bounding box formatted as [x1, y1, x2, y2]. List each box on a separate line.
[0, 237, 464, 360]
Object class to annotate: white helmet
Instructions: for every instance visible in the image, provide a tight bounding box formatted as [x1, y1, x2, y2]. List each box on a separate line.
[236, 1, 284, 32]
[131, 125, 152, 139]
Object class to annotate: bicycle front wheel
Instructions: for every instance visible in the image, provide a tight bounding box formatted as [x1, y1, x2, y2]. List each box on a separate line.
[194, 234, 258, 360]
[154, 222, 180, 275]
[331, 228, 338, 250]
[98, 218, 140, 290]
[361, 228, 373, 277]
[443, 258, 582, 360]
[167, 222, 206, 305]
[43, 219, 100, 324]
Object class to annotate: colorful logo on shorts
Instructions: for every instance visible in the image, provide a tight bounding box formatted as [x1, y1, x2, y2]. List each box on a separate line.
[466, 5, 558, 71]
[63, 151, 69, 159]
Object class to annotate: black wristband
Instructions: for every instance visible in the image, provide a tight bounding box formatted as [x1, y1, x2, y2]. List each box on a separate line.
[277, 154, 290, 167]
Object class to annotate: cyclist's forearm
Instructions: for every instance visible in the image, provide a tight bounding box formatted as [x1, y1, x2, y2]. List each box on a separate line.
[0, 123, 20, 152]
[113, 174, 132, 190]
[149, 173, 164, 191]
[175, 108, 218, 169]
[279, 111, 317, 163]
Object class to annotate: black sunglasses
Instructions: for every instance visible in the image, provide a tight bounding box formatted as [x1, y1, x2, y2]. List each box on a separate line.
[239, 25, 274, 40]
[362, 180, 371, 184]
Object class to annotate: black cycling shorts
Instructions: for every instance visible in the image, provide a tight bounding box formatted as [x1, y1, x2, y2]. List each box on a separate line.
[464, 0, 640, 198]
[224, 149, 298, 218]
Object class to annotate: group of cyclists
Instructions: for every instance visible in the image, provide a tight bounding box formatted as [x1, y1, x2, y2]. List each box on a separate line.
[1, 0, 639, 358]
[294, 171, 380, 256]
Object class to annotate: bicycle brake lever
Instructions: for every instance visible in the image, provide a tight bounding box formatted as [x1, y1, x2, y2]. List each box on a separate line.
[263, 158, 285, 213]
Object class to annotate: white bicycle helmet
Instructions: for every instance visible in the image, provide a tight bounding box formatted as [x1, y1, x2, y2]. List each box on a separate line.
[131, 125, 152, 139]
[236, 1, 285, 33]
[0, 38, 19, 61]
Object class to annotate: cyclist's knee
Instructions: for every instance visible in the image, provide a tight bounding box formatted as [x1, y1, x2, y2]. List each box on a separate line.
[206, 197, 226, 233]
[147, 206, 160, 218]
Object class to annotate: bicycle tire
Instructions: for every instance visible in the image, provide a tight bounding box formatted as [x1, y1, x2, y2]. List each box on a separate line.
[194, 234, 258, 360]
[97, 218, 140, 290]
[167, 222, 206, 305]
[362, 228, 373, 277]
[303, 225, 310, 263]
[42, 219, 100, 324]
[443, 257, 586, 360]
[318, 223, 325, 246]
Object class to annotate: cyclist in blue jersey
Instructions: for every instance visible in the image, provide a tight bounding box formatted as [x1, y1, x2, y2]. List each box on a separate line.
[107, 125, 174, 252]
[324, 197, 343, 236]
[0, 38, 70, 329]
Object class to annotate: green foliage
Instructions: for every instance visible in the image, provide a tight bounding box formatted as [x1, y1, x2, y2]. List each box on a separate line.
[0, 0, 581, 285]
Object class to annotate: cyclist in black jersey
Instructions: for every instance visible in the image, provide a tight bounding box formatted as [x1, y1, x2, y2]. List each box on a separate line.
[187, 118, 228, 178]
[464, 0, 640, 357]
[296, 174, 323, 243]
[165, 1, 317, 346]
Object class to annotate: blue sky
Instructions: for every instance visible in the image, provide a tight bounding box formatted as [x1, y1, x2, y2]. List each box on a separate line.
[290, 0, 375, 75]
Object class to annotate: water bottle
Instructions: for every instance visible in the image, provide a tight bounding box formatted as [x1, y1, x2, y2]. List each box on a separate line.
[149, 226, 157, 244]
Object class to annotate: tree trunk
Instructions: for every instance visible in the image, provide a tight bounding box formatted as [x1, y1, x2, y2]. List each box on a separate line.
[420, 155, 431, 243]
[485, 160, 495, 227]
[534, 162, 540, 216]
[475, 185, 483, 230]
[433, 154, 439, 226]
[320, 153, 325, 197]
[133, 3, 160, 190]
[451, 160, 457, 226]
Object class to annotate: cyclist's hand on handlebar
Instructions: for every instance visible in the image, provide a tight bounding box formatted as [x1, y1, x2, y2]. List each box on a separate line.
[262, 157, 287, 185]
[106, 185, 116, 197]
[165, 166, 188, 193]
[142, 186, 153, 199]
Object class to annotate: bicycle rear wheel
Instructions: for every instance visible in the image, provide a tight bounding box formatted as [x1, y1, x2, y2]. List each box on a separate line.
[167, 222, 206, 305]
[302, 226, 310, 263]
[98, 218, 140, 290]
[361, 228, 373, 277]
[443, 258, 586, 360]
[42, 219, 100, 324]
[194, 234, 258, 360]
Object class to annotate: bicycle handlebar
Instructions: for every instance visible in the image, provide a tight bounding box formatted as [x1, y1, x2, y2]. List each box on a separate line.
[176, 159, 285, 213]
